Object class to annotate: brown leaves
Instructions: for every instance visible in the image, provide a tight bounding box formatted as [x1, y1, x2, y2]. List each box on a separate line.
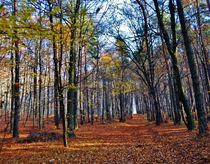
[0, 115, 209, 163]
[18, 131, 62, 143]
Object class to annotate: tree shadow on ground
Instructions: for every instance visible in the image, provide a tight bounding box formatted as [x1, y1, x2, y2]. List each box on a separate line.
[17, 131, 62, 143]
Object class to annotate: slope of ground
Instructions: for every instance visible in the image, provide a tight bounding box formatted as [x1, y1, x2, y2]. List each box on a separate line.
[0, 115, 210, 163]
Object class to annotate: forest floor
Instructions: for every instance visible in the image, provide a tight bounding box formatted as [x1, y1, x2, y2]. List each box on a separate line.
[0, 114, 210, 164]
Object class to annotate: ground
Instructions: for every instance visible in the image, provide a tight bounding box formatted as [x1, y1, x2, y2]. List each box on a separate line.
[0, 115, 210, 163]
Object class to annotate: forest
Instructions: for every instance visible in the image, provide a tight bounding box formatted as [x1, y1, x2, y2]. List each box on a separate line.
[0, 0, 209, 163]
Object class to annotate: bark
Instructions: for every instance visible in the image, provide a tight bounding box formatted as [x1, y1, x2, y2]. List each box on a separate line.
[152, 0, 195, 130]
[46, 69, 50, 124]
[84, 52, 90, 123]
[141, 1, 161, 125]
[195, 0, 210, 103]
[13, 0, 20, 138]
[33, 48, 38, 128]
[10, 51, 14, 132]
[119, 92, 126, 122]
[176, 0, 208, 134]
[58, 0, 67, 146]
[48, 1, 59, 129]
[67, 0, 80, 138]
[38, 39, 43, 130]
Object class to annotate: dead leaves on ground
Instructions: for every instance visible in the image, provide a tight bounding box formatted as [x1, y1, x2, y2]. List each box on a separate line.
[0, 114, 210, 163]
[17, 131, 63, 143]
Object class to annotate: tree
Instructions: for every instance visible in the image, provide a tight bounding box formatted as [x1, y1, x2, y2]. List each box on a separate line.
[47, 0, 60, 129]
[12, 0, 20, 138]
[115, 38, 128, 122]
[152, 0, 195, 130]
[47, 0, 67, 146]
[118, 1, 162, 125]
[67, 0, 81, 138]
[176, 0, 208, 134]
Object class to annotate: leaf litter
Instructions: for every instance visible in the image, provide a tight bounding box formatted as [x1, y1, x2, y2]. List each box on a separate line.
[0, 114, 209, 163]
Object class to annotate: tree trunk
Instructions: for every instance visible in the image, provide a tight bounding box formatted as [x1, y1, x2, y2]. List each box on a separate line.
[176, 0, 208, 134]
[67, 0, 80, 138]
[153, 0, 195, 130]
[10, 52, 14, 132]
[48, 1, 60, 129]
[38, 39, 43, 130]
[58, 0, 67, 146]
[13, 0, 20, 138]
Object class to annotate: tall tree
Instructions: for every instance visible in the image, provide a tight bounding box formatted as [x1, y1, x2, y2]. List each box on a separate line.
[152, 0, 195, 130]
[176, 0, 208, 134]
[58, 0, 68, 147]
[13, 0, 20, 138]
[47, 0, 60, 129]
[67, 0, 81, 138]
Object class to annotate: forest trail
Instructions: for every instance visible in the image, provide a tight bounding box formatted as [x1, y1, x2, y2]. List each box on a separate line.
[0, 114, 210, 163]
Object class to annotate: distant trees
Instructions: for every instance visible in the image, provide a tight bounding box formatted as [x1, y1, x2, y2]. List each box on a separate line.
[115, 0, 209, 132]
[116, 1, 163, 125]
[115, 37, 129, 122]
[0, 0, 209, 145]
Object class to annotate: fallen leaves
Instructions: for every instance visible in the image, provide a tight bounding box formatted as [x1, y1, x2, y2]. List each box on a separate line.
[18, 131, 62, 143]
[0, 114, 209, 163]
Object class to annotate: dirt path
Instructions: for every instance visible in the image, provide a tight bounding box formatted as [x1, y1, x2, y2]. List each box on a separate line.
[0, 114, 209, 163]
